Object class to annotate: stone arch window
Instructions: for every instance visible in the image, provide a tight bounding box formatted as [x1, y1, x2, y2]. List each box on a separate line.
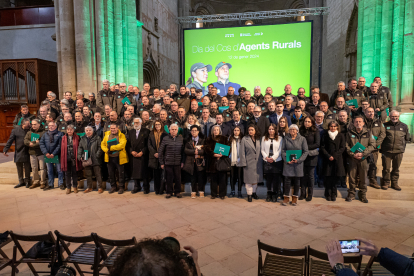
[284, 0, 307, 21]
[345, 4, 358, 80]
[143, 55, 160, 89]
[193, 2, 215, 28]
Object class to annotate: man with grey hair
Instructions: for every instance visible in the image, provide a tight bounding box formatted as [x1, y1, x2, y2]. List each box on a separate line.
[74, 90, 90, 109]
[47, 91, 60, 111]
[58, 112, 73, 133]
[37, 105, 49, 125]
[151, 103, 162, 120]
[283, 94, 296, 116]
[88, 92, 97, 113]
[13, 104, 35, 128]
[252, 85, 264, 106]
[357, 76, 371, 95]
[380, 110, 410, 190]
[97, 79, 114, 112]
[128, 117, 150, 194]
[122, 110, 135, 133]
[64, 91, 75, 107]
[330, 81, 347, 107]
[114, 82, 135, 115]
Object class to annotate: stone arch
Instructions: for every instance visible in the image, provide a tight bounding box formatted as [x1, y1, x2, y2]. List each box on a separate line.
[284, 0, 307, 10]
[345, 4, 358, 80]
[143, 54, 160, 89]
[194, 2, 215, 15]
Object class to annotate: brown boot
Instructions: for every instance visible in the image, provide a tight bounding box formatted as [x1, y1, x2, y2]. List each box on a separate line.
[29, 183, 40, 189]
[66, 188, 71, 194]
[291, 196, 298, 206]
[84, 188, 93, 194]
[281, 196, 290, 206]
[73, 187, 79, 193]
[98, 189, 104, 194]
[40, 184, 46, 189]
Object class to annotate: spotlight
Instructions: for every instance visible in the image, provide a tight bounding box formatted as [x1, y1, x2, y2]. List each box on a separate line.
[245, 20, 254, 25]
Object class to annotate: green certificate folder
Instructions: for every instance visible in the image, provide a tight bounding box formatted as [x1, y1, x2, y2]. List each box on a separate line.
[346, 99, 358, 108]
[44, 155, 59, 164]
[77, 132, 85, 137]
[17, 117, 23, 126]
[214, 143, 230, 156]
[164, 125, 183, 135]
[30, 133, 40, 141]
[107, 138, 119, 154]
[350, 142, 366, 153]
[286, 150, 302, 162]
[219, 106, 229, 113]
[198, 101, 202, 106]
[121, 97, 131, 105]
[373, 136, 380, 149]
[386, 108, 390, 116]
[164, 125, 170, 133]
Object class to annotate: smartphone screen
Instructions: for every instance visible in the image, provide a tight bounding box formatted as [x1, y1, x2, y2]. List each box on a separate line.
[339, 240, 360, 253]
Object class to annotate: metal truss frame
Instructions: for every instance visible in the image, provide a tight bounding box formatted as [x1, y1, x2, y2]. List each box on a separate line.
[177, 7, 329, 24]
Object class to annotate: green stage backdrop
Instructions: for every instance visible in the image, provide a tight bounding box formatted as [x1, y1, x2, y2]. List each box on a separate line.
[183, 22, 312, 96]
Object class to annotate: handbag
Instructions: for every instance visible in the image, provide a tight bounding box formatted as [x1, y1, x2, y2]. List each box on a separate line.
[25, 240, 54, 259]
[216, 157, 231, 172]
[82, 158, 92, 167]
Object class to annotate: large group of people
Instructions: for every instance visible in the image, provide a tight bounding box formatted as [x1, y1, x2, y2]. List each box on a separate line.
[3, 76, 410, 205]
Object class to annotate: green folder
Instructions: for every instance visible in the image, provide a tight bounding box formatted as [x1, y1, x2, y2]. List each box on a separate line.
[386, 108, 390, 116]
[197, 101, 202, 106]
[346, 99, 358, 108]
[17, 117, 23, 126]
[350, 142, 365, 153]
[30, 133, 40, 142]
[373, 136, 380, 149]
[84, 150, 88, 160]
[214, 143, 230, 156]
[164, 125, 183, 135]
[121, 97, 131, 105]
[44, 155, 59, 164]
[219, 106, 229, 113]
[286, 150, 302, 162]
[107, 138, 119, 154]
[77, 132, 85, 137]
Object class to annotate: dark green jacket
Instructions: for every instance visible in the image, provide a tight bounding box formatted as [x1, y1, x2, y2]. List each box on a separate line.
[364, 118, 386, 150]
[380, 120, 410, 154]
[24, 128, 45, 156]
[346, 127, 375, 158]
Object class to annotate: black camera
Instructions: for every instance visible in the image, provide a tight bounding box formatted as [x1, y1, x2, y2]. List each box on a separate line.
[162, 237, 197, 275]
[54, 265, 76, 276]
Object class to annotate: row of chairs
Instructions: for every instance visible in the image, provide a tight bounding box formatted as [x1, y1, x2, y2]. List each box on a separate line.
[257, 240, 396, 276]
[0, 230, 137, 276]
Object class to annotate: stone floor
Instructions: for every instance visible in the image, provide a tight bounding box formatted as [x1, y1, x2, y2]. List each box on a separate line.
[1, 183, 414, 275]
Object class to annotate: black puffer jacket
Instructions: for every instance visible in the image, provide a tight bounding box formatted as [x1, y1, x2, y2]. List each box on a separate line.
[299, 127, 320, 167]
[158, 134, 184, 166]
[77, 133, 103, 166]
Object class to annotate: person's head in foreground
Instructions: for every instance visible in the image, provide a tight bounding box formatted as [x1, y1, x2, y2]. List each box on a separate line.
[109, 238, 200, 276]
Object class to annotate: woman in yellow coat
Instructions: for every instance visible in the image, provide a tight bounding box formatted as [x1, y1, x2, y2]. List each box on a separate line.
[101, 125, 129, 194]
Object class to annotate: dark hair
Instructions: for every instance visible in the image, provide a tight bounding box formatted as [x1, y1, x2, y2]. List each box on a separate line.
[180, 85, 186, 89]
[328, 120, 339, 128]
[264, 123, 279, 141]
[186, 125, 204, 142]
[374, 76, 381, 80]
[294, 106, 302, 111]
[109, 239, 188, 276]
[247, 124, 261, 140]
[353, 115, 365, 122]
[275, 100, 284, 106]
[277, 116, 289, 134]
[152, 119, 165, 134]
[208, 83, 214, 87]
[238, 87, 246, 92]
[299, 116, 317, 135]
[195, 89, 203, 93]
[229, 126, 244, 143]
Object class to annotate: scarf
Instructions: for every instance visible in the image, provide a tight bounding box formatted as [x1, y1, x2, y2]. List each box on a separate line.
[328, 130, 338, 140]
[48, 128, 58, 143]
[154, 130, 162, 150]
[230, 136, 240, 166]
[192, 136, 199, 144]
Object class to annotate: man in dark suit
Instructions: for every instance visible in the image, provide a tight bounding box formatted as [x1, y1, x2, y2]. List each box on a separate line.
[269, 101, 292, 126]
[210, 113, 232, 137]
[127, 118, 150, 194]
[247, 106, 270, 136]
[226, 110, 246, 135]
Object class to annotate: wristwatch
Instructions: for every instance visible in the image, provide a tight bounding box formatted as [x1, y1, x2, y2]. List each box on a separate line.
[332, 263, 345, 274]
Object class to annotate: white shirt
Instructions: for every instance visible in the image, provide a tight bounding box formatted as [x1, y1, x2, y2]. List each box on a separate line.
[136, 128, 141, 139]
[95, 123, 100, 130]
[276, 113, 283, 122]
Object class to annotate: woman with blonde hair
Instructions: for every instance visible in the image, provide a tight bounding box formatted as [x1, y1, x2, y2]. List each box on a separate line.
[183, 114, 200, 140]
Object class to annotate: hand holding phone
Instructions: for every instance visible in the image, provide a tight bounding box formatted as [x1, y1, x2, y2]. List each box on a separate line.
[339, 240, 360, 254]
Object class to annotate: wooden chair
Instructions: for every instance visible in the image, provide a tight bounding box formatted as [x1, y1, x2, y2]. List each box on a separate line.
[257, 240, 307, 276]
[0, 237, 13, 272]
[9, 231, 56, 276]
[307, 246, 362, 276]
[54, 231, 113, 276]
[92, 233, 137, 275]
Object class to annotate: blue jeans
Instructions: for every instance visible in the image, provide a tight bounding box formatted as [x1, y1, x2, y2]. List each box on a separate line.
[46, 163, 64, 187]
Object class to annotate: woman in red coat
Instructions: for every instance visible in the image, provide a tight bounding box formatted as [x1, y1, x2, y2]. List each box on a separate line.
[61, 125, 83, 194]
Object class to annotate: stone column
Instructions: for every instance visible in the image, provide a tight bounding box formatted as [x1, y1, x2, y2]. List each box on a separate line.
[57, 0, 77, 98]
[400, 0, 414, 105]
